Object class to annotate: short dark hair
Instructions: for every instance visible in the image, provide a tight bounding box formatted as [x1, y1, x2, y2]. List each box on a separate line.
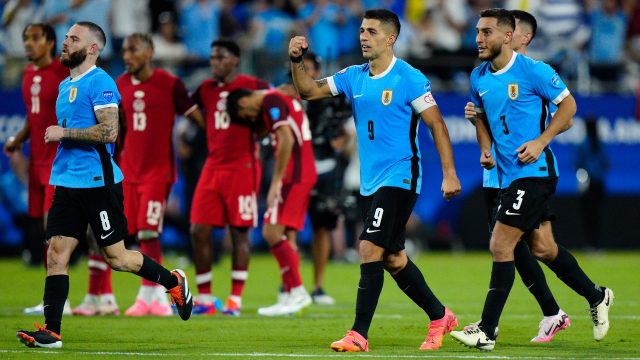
[211, 39, 240, 57]
[226, 88, 253, 120]
[303, 51, 321, 71]
[23, 23, 57, 58]
[480, 8, 516, 31]
[75, 21, 107, 51]
[126, 33, 154, 50]
[364, 9, 401, 37]
[510, 10, 537, 44]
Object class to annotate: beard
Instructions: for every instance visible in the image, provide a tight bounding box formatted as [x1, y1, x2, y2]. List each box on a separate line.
[61, 47, 87, 68]
[479, 42, 503, 62]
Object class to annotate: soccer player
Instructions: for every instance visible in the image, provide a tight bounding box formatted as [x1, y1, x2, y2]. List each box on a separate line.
[288, 9, 462, 352]
[73, 33, 204, 317]
[226, 87, 316, 317]
[302, 51, 352, 305]
[4, 23, 71, 316]
[450, 9, 613, 351]
[462, 10, 571, 343]
[16, 22, 192, 349]
[190, 39, 269, 316]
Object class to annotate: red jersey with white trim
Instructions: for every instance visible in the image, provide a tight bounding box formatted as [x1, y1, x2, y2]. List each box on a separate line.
[261, 89, 317, 184]
[193, 74, 269, 169]
[116, 68, 196, 184]
[21, 58, 68, 166]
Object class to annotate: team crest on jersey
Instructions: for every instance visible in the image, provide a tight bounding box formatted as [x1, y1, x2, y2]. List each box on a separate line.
[508, 83, 518, 100]
[381, 89, 393, 106]
[69, 87, 77, 103]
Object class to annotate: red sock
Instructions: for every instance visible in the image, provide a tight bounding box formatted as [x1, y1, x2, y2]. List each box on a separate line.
[285, 242, 302, 288]
[88, 254, 108, 295]
[270, 240, 297, 291]
[140, 238, 163, 286]
[230, 266, 248, 297]
[102, 264, 113, 294]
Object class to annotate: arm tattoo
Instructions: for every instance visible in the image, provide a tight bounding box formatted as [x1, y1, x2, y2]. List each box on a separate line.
[315, 78, 328, 88]
[64, 106, 119, 144]
[295, 61, 306, 72]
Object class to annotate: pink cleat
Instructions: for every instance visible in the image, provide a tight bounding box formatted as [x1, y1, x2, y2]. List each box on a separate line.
[125, 299, 150, 316]
[420, 307, 458, 350]
[330, 330, 369, 352]
[149, 300, 173, 316]
[72, 295, 99, 316]
[531, 310, 570, 343]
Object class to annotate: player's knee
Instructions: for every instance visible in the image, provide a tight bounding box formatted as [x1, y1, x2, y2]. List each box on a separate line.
[383, 253, 407, 274]
[529, 242, 554, 262]
[103, 253, 128, 271]
[190, 224, 208, 243]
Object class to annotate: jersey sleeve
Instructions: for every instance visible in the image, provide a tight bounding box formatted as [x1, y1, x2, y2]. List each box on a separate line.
[172, 78, 197, 116]
[262, 94, 291, 131]
[91, 73, 121, 111]
[191, 85, 203, 108]
[326, 66, 354, 99]
[469, 69, 484, 113]
[532, 62, 570, 105]
[407, 70, 437, 114]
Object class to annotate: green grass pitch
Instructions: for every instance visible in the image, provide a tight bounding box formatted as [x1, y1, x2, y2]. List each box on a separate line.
[0, 251, 638, 359]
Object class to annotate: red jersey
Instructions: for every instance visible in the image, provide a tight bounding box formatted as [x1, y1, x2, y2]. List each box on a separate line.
[116, 68, 196, 184]
[261, 89, 317, 184]
[22, 58, 68, 166]
[192, 74, 269, 169]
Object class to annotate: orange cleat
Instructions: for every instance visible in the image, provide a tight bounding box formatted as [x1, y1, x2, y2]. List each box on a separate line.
[420, 307, 458, 350]
[330, 330, 369, 352]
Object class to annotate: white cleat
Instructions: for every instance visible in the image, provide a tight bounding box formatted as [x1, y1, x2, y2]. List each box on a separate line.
[451, 322, 495, 351]
[257, 286, 312, 317]
[591, 288, 614, 341]
[73, 295, 100, 316]
[531, 309, 570, 343]
[98, 294, 120, 315]
[25, 300, 72, 316]
[257, 292, 289, 317]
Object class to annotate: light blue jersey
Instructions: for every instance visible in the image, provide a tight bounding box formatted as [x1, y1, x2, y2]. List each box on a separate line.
[327, 57, 437, 195]
[482, 102, 558, 189]
[51, 66, 123, 188]
[470, 52, 568, 189]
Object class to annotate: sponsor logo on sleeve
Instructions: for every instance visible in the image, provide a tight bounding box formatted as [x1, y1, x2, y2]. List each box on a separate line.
[103, 90, 114, 102]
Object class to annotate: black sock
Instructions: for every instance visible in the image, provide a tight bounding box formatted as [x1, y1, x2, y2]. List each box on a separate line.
[546, 245, 603, 307]
[514, 241, 559, 316]
[135, 254, 178, 289]
[351, 261, 384, 339]
[43, 275, 69, 335]
[391, 258, 444, 320]
[480, 261, 515, 340]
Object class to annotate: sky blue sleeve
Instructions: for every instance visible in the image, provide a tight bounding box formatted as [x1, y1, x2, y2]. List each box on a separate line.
[406, 69, 430, 102]
[91, 73, 121, 108]
[469, 70, 483, 110]
[330, 66, 354, 99]
[532, 62, 568, 105]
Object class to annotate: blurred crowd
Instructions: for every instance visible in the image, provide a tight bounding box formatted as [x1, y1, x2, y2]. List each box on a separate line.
[2, 0, 640, 93]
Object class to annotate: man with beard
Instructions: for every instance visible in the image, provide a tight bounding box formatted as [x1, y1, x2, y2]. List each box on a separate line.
[4, 23, 70, 316]
[289, 9, 461, 352]
[72, 33, 204, 317]
[450, 9, 612, 351]
[16, 22, 193, 349]
[461, 10, 572, 344]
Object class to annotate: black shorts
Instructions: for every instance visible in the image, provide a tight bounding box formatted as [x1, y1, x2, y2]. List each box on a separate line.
[359, 186, 417, 252]
[309, 192, 340, 230]
[483, 187, 500, 234]
[46, 183, 128, 247]
[494, 177, 557, 233]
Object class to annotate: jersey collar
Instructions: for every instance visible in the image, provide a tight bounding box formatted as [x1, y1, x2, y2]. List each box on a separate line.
[370, 56, 397, 79]
[70, 65, 97, 82]
[491, 51, 518, 76]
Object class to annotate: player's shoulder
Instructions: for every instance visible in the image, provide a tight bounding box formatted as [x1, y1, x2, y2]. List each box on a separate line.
[335, 63, 368, 77]
[471, 61, 491, 79]
[86, 67, 115, 84]
[153, 68, 179, 82]
[515, 53, 553, 73]
[235, 73, 269, 88]
[115, 72, 129, 85]
[394, 58, 427, 81]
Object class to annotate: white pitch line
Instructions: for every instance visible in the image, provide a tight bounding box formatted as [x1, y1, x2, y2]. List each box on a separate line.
[1, 350, 639, 360]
